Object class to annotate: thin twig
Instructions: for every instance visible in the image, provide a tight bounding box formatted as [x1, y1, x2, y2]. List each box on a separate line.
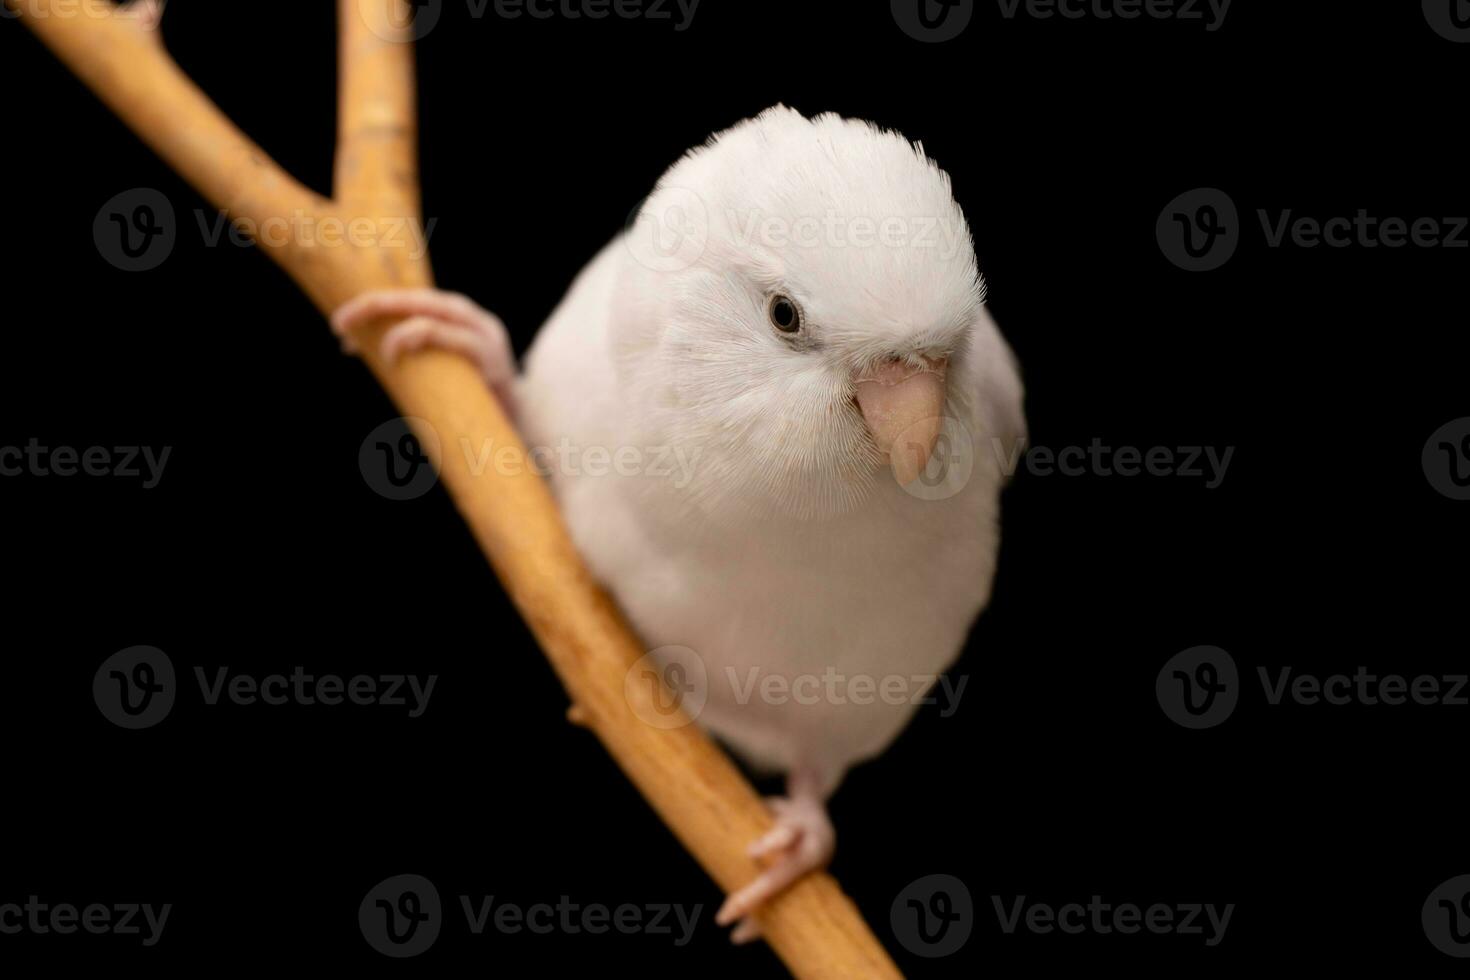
[7, 2, 903, 974]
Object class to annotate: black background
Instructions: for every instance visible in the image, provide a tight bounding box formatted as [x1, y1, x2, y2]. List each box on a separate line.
[2, 0, 1467, 974]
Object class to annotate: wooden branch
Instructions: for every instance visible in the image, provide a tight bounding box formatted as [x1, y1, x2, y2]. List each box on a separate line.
[336, 0, 421, 214]
[7, 2, 903, 975]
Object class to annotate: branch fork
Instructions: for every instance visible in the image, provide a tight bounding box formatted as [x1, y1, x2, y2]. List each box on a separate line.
[7, 2, 903, 975]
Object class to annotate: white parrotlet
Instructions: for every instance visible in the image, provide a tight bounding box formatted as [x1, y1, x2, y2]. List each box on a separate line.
[333, 105, 1025, 943]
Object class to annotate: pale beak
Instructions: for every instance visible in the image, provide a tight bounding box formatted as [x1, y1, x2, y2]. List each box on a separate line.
[854, 356, 949, 486]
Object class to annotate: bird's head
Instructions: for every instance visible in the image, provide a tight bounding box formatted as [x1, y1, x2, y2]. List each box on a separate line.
[617, 106, 987, 521]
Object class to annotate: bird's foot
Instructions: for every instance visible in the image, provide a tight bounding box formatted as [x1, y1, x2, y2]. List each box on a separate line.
[124, 0, 166, 34]
[330, 288, 518, 417]
[716, 792, 836, 944]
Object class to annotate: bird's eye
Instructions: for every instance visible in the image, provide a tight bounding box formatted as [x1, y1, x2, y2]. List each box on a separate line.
[768, 294, 801, 334]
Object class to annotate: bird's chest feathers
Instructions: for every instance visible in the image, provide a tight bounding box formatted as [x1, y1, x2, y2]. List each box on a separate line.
[612, 483, 991, 679]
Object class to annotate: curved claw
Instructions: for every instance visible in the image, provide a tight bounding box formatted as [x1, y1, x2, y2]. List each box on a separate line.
[716, 792, 835, 941]
[729, 916, 763, 945]
[126, 0, 166, 33]
[331, 288, 518, 416]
